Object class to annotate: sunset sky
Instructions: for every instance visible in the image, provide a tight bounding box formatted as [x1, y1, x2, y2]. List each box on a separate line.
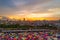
[0, 0, 60, 20]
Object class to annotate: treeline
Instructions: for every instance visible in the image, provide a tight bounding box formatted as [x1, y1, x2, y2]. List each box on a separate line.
[0, 24, 57, 30]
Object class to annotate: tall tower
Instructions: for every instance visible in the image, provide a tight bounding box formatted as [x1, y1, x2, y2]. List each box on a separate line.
[23, 18, 25, 21]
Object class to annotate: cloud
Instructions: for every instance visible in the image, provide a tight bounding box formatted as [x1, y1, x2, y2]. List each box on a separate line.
[48, 8, 60, 17]
[0, 0, 60, 18]
[26, 13, 52, 18]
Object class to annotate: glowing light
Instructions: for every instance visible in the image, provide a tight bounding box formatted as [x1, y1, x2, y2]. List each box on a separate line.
[26, 13, 51, 18]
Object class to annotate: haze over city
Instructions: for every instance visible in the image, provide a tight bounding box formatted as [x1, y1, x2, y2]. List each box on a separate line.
[0, 0, 60, 20]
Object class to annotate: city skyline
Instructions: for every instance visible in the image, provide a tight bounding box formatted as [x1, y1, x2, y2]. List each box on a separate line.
[0, 0, 60, 20]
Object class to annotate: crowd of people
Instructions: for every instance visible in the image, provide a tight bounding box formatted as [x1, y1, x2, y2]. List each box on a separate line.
[0, 31, 60, 40]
